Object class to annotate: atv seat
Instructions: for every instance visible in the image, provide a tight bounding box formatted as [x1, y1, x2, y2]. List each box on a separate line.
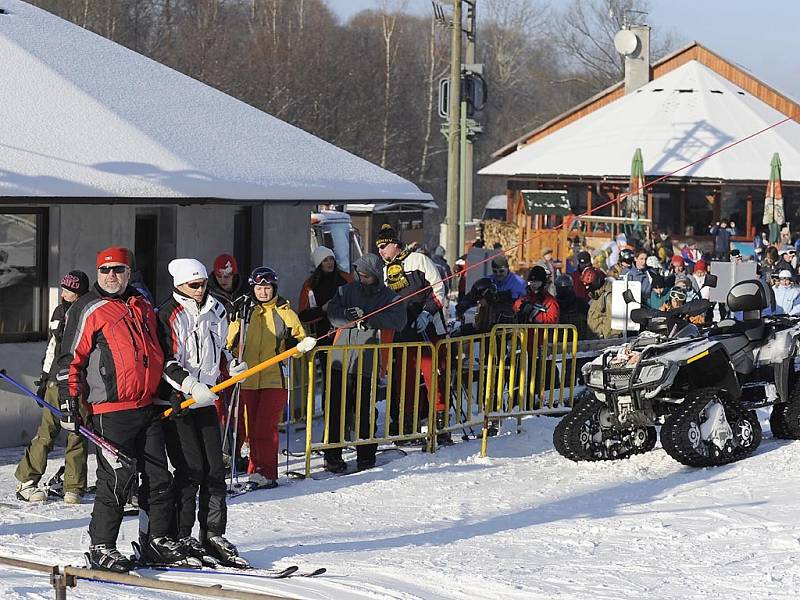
[710, 318, 770, 344]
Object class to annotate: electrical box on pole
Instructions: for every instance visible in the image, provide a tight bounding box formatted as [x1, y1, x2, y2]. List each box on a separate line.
[438, 66, 486, 120]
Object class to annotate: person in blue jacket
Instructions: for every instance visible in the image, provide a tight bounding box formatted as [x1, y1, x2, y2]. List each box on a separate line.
[490, 255, 526, 300]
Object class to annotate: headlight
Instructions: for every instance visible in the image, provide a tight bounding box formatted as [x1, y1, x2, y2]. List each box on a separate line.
[637, 363, 665, 386]
[588, 368, 604, 387]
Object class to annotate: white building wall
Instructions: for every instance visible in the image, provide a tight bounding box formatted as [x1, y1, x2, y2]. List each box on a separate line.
[0, 202, 311, 450]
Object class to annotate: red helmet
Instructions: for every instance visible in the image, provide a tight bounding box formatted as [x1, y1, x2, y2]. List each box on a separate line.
[580, 266, 606, 293]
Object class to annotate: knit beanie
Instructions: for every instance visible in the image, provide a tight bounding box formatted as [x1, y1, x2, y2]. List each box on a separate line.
[213, 254, 238, 276]
[96, 246, 131, 268]
[60, 270, 89, 296]
[168, 258, 208, 287]
[311, 246, 335, 269]
[375, 223, 400, 247]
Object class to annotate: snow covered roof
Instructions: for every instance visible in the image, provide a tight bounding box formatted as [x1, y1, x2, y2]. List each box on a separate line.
[480, 60, 800, 183]
[0, 1, 431, 202]
[345, 201, 439, 213]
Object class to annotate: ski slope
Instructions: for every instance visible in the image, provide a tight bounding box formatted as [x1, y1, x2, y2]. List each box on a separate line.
[0, 410, 798, 599]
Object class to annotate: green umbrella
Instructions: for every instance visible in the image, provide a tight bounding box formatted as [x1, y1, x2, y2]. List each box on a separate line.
[625, 148, 646, 238]
[762, 152, 784, 243]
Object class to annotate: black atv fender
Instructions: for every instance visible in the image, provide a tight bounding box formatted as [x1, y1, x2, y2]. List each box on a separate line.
[660, 339, 741, 401]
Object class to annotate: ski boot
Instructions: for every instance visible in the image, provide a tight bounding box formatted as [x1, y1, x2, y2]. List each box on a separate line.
[323, 454, 347, 474]
[435, 411, 454, 446]
[246, 472, 277, 490]
[135, 533, 202, 568]
[179, 535, 220, 567]
[85, 544, 134, 573]
[16, 480, 46, 503]
[202, 534, 250, 569]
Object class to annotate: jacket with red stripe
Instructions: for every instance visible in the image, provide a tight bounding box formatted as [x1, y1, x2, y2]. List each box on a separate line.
[382, 249, 446, 340]
[57, 284, 164, 414]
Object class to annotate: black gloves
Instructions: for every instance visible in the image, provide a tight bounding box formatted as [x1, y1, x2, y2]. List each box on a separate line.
[344, 306, 365, 322]
[59, 396, 81, 432]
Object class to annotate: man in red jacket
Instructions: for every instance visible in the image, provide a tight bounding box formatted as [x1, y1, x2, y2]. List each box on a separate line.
[514, 266, 561, 408]
[57, 247, 194, 573]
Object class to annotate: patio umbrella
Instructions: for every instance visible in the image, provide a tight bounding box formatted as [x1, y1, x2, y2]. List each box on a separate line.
[624, 147, 646, 239]
[762, 152, 784, 243]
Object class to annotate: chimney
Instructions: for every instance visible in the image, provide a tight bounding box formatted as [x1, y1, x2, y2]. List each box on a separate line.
[624, 25, 651, 93]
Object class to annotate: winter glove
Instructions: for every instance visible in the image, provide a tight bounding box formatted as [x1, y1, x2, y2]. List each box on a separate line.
[344, 307, 365, 322]
[180, 376, 218, 409]
[34, 372, 48, 398]
[357, 320, 370, 332]
[168, 393, 190, 419]
[296, 337, 317, 354]
[228, 358, 249, 376]
[414, 310, 432, 334]
[59, 396, 81, 432]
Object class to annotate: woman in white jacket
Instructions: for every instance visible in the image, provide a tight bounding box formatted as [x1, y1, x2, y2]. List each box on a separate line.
[157, 259, 249, 568]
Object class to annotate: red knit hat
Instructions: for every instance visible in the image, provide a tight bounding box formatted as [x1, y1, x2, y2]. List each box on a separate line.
[213, 254, 238, 276]
[96, 246, 131, 268]
[671, 255, 685, 266]
[694, 260, 707, 272]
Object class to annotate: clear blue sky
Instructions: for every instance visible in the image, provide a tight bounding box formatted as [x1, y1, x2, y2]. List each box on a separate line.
[325, 0, 800, 101]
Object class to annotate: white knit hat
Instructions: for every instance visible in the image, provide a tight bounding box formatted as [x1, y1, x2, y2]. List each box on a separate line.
[311, 246, 335, 269]
[168, 258, 208, 287]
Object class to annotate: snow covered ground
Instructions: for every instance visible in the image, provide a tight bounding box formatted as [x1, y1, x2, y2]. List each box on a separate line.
[1, 409, 799, 599]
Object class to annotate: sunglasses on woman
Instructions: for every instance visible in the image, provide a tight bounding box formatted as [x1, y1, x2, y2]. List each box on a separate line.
[184, 281, 207, 289]
[98, 265, 128, 274]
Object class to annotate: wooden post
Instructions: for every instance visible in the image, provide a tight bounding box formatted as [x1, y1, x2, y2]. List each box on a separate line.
[647, 189, 654, 240]
[746, 192, 753, 238]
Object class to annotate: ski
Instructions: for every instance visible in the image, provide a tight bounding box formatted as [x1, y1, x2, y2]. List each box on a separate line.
[143, 564, 301, 579]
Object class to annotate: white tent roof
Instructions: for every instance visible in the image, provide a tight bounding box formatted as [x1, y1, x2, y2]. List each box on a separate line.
[0, 1, 431, 202]
[480, 60, 800, 183]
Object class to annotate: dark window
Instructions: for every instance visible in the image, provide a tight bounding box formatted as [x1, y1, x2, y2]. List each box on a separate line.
[0, 209, 48, 342]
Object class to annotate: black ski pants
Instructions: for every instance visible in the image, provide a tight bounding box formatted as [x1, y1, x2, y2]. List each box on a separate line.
[324, 370, 377, 465]
[163, 405, 227, 539]
[89, 406, 173, 546]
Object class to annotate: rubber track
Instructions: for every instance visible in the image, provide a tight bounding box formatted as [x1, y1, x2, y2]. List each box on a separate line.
[554, 395, 656, 462]
[661, 389, 761, 467]
[770, 380, 800, 439]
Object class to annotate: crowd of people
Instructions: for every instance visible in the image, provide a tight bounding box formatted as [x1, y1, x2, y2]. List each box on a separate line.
[12, 220, 800, 574]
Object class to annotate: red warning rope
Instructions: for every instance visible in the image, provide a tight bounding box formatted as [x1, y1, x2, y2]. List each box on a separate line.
[316, 115, 794, 341]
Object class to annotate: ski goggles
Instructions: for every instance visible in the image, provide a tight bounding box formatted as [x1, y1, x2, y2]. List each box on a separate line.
[669, 288, 687, 301]
[249, 268, 278, 287]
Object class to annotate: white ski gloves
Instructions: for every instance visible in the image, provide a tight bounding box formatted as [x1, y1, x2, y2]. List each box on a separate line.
[180, 375, 218, 408]
[296, 337, 317, 354]
[229, 358, 249, 376]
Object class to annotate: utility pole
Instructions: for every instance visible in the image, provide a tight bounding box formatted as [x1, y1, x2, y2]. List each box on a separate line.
[463, 1, 476, 226]
[445, 0, 462, 264]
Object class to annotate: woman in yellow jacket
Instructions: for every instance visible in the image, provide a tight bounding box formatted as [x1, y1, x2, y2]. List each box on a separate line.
[227, 267, 315, 489]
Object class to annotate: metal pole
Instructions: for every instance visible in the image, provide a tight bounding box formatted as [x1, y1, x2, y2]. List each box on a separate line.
[464, 1, 476, 226]
[445, 0, 462, 263]
[459, 98, 468, 253]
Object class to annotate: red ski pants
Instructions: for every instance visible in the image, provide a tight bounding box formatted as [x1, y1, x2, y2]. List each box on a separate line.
[391, 344, 446, 418]
[238, 388, 286, 481]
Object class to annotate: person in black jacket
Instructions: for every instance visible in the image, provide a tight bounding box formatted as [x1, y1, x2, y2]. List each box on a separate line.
[325, 254, 407, 472]
[15, 271, 90, 504]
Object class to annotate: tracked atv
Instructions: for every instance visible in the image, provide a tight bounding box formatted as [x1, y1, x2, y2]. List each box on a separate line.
[554, 279, 800, 467]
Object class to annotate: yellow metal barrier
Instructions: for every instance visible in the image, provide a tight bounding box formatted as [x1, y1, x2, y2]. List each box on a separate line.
[480, 324, 579, 457]
[303, 340, 437, 477]
[434, 333, 493, 437]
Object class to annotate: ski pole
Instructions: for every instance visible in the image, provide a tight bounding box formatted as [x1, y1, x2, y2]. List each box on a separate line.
[0, 369, 135, 469]
[161, 346, 301, 418]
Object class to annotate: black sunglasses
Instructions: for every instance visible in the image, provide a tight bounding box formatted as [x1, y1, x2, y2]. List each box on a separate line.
[377, 243, 390, 250]
[185, 281, 207, 289]
[98, 265, 128, 274]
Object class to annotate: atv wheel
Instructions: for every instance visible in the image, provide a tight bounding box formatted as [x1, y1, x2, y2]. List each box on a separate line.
[769, 404, 791, 439]
[661, 389, 759, 467]
[727, 404, 762, 462]
[553, 394, 656, 462]
[770, 379, 800, 439]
